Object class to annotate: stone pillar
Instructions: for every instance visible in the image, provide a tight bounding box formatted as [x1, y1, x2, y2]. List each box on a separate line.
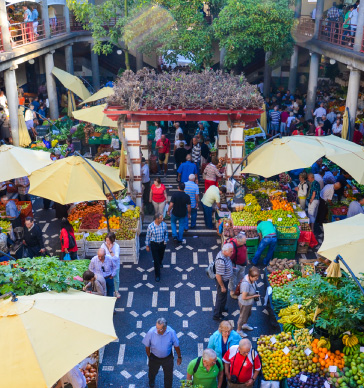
[314, 0, 324, 39]
[44, 51, 59, 119]
[140, 121, 149, 159]
[0, 0, 12, 52]
[217, 121, 228, 159]
[64, 4, 71, 33]
[294, 0, 302, 18]
[124, 121, 142, 207]
[136, 51, 143, 71]
[65, 44, 74, 74]
[220, 47, 226, 70]
[305, 52, 320, 120]
[4, 67, 19, 146]
[288, 45, 299, 93]
[42, 0, 51, 39]
[90, 44, 100, 91]
[263, 52, 272, 97]
[345, 68, 361, 140]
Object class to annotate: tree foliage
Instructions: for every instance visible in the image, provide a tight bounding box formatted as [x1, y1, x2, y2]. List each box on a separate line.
[213, 0, 295, 67]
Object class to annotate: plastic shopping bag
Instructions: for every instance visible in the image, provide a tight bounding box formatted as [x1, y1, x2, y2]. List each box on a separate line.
[63, 253, 71, 261]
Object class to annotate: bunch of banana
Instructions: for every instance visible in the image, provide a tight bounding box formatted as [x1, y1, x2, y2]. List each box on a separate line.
[317, 336, 331, 350]
[278, 304, 300, 317]
[343, 334, 359, 347]
[343, 344, 360, 355]
[283, 323, 297, 333]
[278, 305, 314, 329]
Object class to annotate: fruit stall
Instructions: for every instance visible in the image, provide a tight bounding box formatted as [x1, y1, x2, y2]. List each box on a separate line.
[0, 199, 33, 226]
[68, 201, 141, 263]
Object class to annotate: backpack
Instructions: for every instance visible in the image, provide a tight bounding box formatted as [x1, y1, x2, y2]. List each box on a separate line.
[193, 356, 222, 374]
[225, 238, 247, 266]
[206, 257, 224, 279]
[62, 229, 76, 250]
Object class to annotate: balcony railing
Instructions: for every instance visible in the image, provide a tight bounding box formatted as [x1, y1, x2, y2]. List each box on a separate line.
[70, 15, 85, 31]
[50, 16, 66, 36]
[9, 20, 46, 48]
[318, 19, 355, 50]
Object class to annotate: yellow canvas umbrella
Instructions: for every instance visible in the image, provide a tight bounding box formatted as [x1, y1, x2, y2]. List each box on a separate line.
[242, 136, 325, 177]
[79, 87, 114, 105]
[72, 104, 117, 128]
[318, 214, 364, 278]
[316, 135, 364, 184]
[0, 289, 117, 388]
[260, 104, 267, 133]
[341, 109, 349, 140]
[67, 91, 76, 118]
[0, 144, 52, 181]
[18, 107, 31, 148]
[52, 67, 91, 100]
[119, 143, 126, 179]
[29, 155, 124, 204]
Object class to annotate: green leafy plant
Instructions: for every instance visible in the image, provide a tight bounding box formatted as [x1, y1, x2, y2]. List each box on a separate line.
[0, 257, 89, 296]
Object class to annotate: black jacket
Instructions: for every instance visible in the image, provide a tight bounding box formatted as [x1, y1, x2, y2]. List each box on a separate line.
[174, 147, 188, 167]
[24, 224, 44, 248]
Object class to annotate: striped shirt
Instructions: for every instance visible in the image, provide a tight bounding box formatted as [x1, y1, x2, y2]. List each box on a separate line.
[203, 163, 222, 182]
[191, 143, 201, 163]
[146, 221, 168, 246]
[184, 181, 199, 209]
[215, 251, 233, 281]
[269, 110, 281, 125]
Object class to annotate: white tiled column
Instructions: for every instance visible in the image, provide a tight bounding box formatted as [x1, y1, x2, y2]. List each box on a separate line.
[140, 121, 149, 159]
[217, 121, 228, 159]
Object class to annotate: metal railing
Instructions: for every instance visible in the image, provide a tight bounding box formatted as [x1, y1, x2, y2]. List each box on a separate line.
[50, 16, 66, 36]
[70, 15, 85, 31]
[318, 19, 355, 49]
[8, 20, 46, 48]
[294, 16, 315, 37]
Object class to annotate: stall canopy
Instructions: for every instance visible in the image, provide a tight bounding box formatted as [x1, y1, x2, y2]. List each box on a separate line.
[318, 214, 364, 278]
[0, 289, 117, 388]
[52, 67, 91, 100]
[72, 104, 117, 128]
[28, 155, 124, 204]
[0, 144, 52, 181]
[79, 87, 114, 105]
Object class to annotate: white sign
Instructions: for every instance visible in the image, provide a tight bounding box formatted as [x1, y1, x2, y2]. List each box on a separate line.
[329, 366, 337, 373]
[325, 354, 328, 360]
[314, 261, 319, 266]
[278, 218, 283, 222]
[309, 328, 313, 334]
[298, 304, 302, 309]
[304, 348, 312, 356]
[287, 274, 292, 279]
[283, 347, 290, 355]
[360, 347, 364, 353]
[268, 219, 273, 222]
[270, 336, 277, 344]
[343, 331, 351, 335]
[287, 214, 292, 218]
[300, 375, 308, 382]
[324, 381, 330, 388]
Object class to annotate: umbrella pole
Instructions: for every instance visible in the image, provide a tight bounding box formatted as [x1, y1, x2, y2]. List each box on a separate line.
[334, 255, 364, 296]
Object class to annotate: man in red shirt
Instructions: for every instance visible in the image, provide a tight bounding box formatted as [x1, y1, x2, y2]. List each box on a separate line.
[353, 124, 363, 145]
[156, 134, 171, 176]
[223, 339, 261, 387]
[280, 107, 289, 136]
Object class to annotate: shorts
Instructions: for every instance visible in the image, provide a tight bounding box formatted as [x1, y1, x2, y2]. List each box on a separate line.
[307, 199, 319, 224]
[159, 153, 169, 165]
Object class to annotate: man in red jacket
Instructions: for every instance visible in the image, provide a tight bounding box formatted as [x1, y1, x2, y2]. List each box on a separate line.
[226, 233, 248, 300]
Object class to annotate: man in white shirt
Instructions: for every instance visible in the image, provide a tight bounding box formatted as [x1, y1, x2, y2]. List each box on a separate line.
[317, 182, 340, 223]
[174, 122, 183, 143]
[313, 102, 326, 125]
[257, 81, 264, 94]
[154, 121, 162, 142]
[314, 171, 325, 190]
[349, 5, 359, 34]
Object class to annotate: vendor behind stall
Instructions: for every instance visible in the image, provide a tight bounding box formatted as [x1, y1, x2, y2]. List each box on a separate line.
[347, 195, 364, 218]
[1, 195, 21, 228]
[251, 220, 277, 266]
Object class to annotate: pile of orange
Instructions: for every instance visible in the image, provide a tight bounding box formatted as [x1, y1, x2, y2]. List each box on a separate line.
[271, 198, 294, 212]
[99, 215, 120, 230]
[311, 339, 345, 370]
[262, 350, 293, 381]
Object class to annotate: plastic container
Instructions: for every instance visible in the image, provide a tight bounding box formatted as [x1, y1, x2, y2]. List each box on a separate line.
[273, 251, 296, 259]
[275, 242, 298, 252]
[246, 237, 259, 247]
[276, 225, 300, 239]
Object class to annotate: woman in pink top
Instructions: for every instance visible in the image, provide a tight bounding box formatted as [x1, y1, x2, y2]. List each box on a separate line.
[203, 157, 223, 192]
[149, 177, 167, 215]
[315, 121, 324, 136]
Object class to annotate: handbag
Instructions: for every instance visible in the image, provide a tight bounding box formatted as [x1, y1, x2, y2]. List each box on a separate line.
[63, 253, 71, 261]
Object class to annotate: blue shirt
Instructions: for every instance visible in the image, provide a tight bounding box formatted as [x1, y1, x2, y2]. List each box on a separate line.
[184, 181, 199, 209]
[32, 9, 38, 21]
[32, 101, 40, 111]
[142, 326, 179, 358]
[311, 162, 321, 174]
[145, 221, 168, 246]
[177, 161, 198, 183]
[6, 201, 20, 218]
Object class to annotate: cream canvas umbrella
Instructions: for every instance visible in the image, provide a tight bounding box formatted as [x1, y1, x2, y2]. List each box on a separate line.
[18, 107, 31, 148]
[52, 67, 91, 100]
[316, 135, 364, 184]
[0, 144, 53, 181]
[241, 136, 325, 177]
[0, 289, 117, 388]
[79, 87, 114, 105]
[72, 104, 117, 128]
[318, 214, 364, 278]
[29, 155, 124, 204]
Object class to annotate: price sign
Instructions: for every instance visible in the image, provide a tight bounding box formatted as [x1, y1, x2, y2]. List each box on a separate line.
[268, 219, 272, 222]
[329, 366, 337, 373]
[247, 203, 251, 206]
[270, 336, 277, 344]
[324, 381, 330, 388]
[314, 261, 319, 266]
[283, 347, 290, 355]
[278, 218, 283, 222]
[300, 375, 308, 382]
[304, 348, 312, 356]
[74, 220, 79, 223]
[293, 204, 296, 209]
[287, 214, 292, 218]
[309, 328, 314, 334]
[298, 304, 302, 309]
[343, 331, 351, 335]
[325, 354, 328, 360]
[360, 347, 364, 353]
[252, 178, 256, 182]
[287, 274, 292, 279]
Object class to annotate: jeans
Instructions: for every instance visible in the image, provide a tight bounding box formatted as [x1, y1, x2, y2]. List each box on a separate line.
[148, 353, 174, 388]
[185, 207, 197, 229]
[171, 214, 186, 241]
[214, 279, 229, 319]
[202, 203, 213, 229]
[270, 123, 279, 134]
[228, 264, 246, 291]
[114, 267, 120, 293]
[280, 122, 287, 134]
[150, 241, 166, 278]
[252, 236, 277, 266]
[105, 276, 115, 297]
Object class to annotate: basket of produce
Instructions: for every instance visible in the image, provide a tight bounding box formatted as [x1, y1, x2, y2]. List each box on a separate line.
[276, 225, 300, 239]
[17, 201, 32, 217]
[301, 262, 315, 277]
[267, 258, 296, 273]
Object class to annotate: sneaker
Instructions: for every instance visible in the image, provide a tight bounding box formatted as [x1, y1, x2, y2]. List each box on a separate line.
[242, 324, 254, 331]
[213, 315, 223, 322]
[114, 291, 121, 299]
[182, 239, 186, 244]
[230, 291, 238, 299]
[237, 330, 248, 338]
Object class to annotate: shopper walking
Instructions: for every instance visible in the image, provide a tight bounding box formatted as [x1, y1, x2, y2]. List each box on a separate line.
[186, 348, 224, 388]
[156, 134, 171, 176]
[59, 218, 78, 260]
[236, 267, 260, 338]
[191, 136, 202, 175]
[174, 142, 189, 177]
[141, 157, 152, 214]
[167, 182, 191, 244]
[213, 243, 234, 322]
[23, 217, 45, 258]
[184, 174, 199, 230]
[101, 232, 121, 298]
[89, 248, 116, 297]
[203, 157, 223, 192]
[142, 317, 182, 388]
[223, 339, 261, 388]
[208, 321, 241, 360]
[294, 172, 308, 210]
[251, 220, 277, 266]
[177, 154, 198, 183]
[307, 173, 321, 232]
[146, 213, 168, 282]
[201, 186, 227, 229]
[150, 177, 167, 216]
